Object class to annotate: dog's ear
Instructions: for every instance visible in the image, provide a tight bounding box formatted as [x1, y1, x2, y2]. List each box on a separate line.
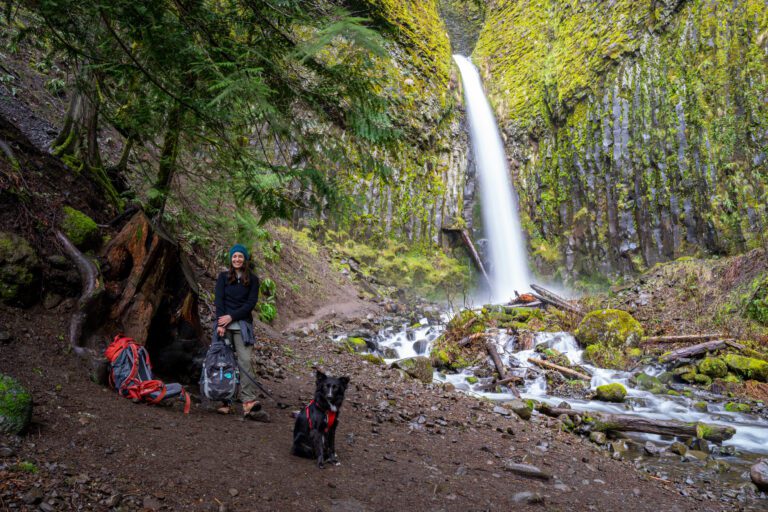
[339, 376, 350, 388]
[315, 370, 327, 382]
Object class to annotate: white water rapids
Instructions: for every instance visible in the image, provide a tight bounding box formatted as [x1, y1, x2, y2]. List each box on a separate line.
[454, 55, 531, 303]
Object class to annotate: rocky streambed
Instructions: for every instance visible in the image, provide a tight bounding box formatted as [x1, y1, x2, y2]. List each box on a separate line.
[330, 304, 768, 508]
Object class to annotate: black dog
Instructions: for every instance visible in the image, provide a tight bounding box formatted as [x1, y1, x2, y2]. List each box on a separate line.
[291, 370, 349, 468]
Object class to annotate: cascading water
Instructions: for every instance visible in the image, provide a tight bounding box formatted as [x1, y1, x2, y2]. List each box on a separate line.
[453, 55, 531, 303]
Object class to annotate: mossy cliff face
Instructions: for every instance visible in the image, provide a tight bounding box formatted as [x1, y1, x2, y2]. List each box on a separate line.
[474, 1, 768, 278]
[332, 1, 471, 246]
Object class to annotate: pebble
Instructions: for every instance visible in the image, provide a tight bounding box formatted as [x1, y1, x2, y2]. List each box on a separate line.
[228, 488, 239, 497]
[511, 491, 544, 504]
[492, 406, 511, 416]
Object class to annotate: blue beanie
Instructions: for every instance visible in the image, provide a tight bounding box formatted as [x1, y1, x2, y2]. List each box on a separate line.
[229, 244, 249, 261]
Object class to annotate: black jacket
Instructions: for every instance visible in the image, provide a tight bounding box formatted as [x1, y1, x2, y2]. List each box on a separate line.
[214, 271, 260, 322]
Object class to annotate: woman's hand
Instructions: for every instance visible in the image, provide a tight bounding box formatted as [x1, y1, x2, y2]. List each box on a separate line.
[217, 314, 233, 327]
[216, 326, 226, 337]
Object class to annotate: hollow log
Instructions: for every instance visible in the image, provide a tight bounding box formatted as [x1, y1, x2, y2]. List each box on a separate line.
[528, 357, 591, 381]
[590, 414, 735, 443]
[641, 333, 725, 345]
[55, 230, 104, 358]
[102, 211, 203, 381]
[659, 339, 744, 363]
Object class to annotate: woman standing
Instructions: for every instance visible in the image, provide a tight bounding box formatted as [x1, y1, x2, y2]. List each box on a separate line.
[214, 244, 267, 421]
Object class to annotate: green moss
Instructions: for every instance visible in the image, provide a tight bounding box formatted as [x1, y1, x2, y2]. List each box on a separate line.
[0, 373, 32, 435]
[724, 402, 751, 413]
[698, 357, 728, 378]
[723, 354, 768, 382]
[575, 309, 644, 349]
[595, 383, 627, 403]
[0, 232, 40, 306]
[465, 376, 478, 384]
[343, 337, 368, 353]
[583, 344, 628, 370]
[693, 401, 708, 412]
[12, 461, 37, 473]
[61, 206, 99, 249]
[359, 353, 384, 365]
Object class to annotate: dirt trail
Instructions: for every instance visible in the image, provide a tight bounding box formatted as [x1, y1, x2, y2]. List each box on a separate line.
[1, 303, 724, 512]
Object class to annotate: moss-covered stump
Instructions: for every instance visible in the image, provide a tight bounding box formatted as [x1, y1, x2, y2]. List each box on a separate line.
[595, 383, 627, 403]
[390, 357, 433, 384]
[0, 232, 41, 307]
[698, 357, 728, 378]
[0, 374, 32, 435]
[61, 206, 100, 250]
[575, 309, 644, 349]
[723, 354, 768, 382]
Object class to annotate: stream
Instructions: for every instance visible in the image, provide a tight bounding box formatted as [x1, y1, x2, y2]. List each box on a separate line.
[364, 315, 768, 498]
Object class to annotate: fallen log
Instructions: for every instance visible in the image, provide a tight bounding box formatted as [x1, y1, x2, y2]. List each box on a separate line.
[659, 339, 744, 363]
[458, 332, 489, 347]
[528, 357, 591, 381]
[442, 227, 492, 290]
[530, 284, 583, 315]
[487, 341, 520, 397]
[590, 414, 736, 443]
[55, 230, 104, 358]
[536, 405, 736, 443]
[641, 333, 725, 345]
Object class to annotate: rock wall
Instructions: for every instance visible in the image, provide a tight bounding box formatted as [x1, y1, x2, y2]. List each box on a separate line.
[473, 0, 768, 280]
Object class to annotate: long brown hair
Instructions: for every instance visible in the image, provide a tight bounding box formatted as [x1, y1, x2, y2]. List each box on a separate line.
[227, 260, 251, 286]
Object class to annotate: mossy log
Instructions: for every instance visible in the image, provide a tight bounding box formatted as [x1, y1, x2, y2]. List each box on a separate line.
[642, 333, 725, 344]
[530, 284, 583, 315]
[528, 357, 591, 381]
[589, 414, 735, 443]
[659, 339, 744, 363]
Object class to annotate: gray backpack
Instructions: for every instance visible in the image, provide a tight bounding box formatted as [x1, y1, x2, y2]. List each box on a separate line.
[199, 338, 238, 402]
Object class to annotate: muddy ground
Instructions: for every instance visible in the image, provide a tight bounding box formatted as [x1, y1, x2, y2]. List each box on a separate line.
[0, 291, 746, 512]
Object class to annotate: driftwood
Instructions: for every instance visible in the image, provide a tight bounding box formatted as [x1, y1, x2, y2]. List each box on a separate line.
[591, 414, 736, 443]
[55, 230, 104, 358]
[458, 332, 489, 347]
[530, 284, 583, 316]
[659, 339, 744, 363]
[485, 341, 520, 397]
[442, 227, 492, 289]
[536, 405, 736, 443]
[528, 357, 591, 381]
[642, 333, 725, 345]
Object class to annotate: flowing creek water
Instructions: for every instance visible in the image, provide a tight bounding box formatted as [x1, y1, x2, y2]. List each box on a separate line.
[367, 318, 768, 495]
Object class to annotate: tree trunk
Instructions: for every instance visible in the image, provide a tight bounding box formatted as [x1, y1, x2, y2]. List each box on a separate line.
[590, 414, 735, 443]
[642, 333, 725, 344]
[148, 103, 184, 216]
[659, 339, 743, 363]
[102, 210, 204, 382]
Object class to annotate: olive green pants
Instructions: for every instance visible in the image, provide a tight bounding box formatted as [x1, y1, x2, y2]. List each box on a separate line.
[226, 329, 257, 403]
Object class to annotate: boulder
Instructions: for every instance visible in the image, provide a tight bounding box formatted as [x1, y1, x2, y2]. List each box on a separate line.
[575, 309, 643, 348]
[0, 232, 41, 307]
[594, 383, 627, 403]
[583, 345, 628, 370]
[698, 357, 728, 378]
[390, 357, 433, 384]
[723, 354, 768, 382]
[750, 459, 768, 492]
[631, 372, 664, 393]
[503, 398, 532, 420]
[0, 374, 32, 435]
[61, 206, 100, 250]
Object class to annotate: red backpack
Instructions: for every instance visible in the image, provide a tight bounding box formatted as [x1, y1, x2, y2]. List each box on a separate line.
[104, 335, 190, 414]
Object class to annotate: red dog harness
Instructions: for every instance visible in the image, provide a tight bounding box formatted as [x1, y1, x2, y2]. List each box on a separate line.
[305, 400, 336, 432]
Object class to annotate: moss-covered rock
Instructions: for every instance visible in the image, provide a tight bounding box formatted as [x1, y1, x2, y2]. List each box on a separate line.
[61, 206, 100, 250]
[724, 402, 751, 413]
[698, 357, 728, 379]
[631, 372, 665, 393]
[0, 374, 32, 435]
[465, 376, 478, 384]
[342, 337, 368, 353]
[583, 344, 628, 370]
[595, 383, 627, 403]
[0, 232, 40, 307]
[390, 357, 433, 384]
[359, 353, 384, 365]
[575, 309, 644, 349]
[723, 354, 768, 382]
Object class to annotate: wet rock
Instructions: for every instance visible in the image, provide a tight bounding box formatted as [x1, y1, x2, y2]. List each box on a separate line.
[644, 441, 661, 456]
[0, 373, 32, 435]
[381, 347, 398, 359]
[413, 340, 427, 355]
[503, 399, 532, 420]
[685, 450, 708, 461]
[669, 442, 687, 456]
[511, 491, 544, 504]
[589, 432, 607, 445]
[750, 459, 768, 491]
[631, 372, 664, 393]
[492, 406, 511, 416]
[594, 383, 627, 402]
[688, 438, 709, 452]
[390, 357, 433, 384]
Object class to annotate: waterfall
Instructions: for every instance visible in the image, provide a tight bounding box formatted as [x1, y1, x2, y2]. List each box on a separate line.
[454, 55, 531, 303]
